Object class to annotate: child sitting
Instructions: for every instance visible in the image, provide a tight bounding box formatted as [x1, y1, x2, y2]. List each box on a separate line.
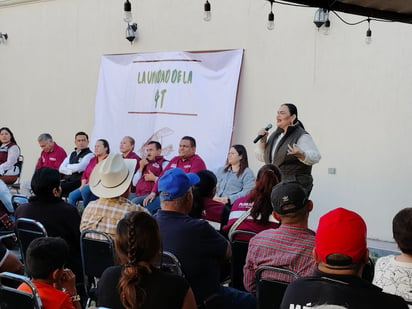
[373, 207, 412, 304]
[18, 237, 81, 309]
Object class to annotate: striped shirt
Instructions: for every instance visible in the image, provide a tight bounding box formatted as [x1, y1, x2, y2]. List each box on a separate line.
[80, 196, 148, 240]
[243, 224, 316, 293]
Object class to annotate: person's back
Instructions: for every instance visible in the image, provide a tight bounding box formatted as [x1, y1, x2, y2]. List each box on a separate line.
[18, 237, 81, 309]
[280, 207, 408, 309]
[97, 211, 196, 309]
[373, 207, 412, 303]
[15, 167, 82, 278]
[243, 182, 316, 293]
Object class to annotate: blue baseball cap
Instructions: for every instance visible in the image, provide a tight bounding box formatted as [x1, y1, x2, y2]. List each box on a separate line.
[158, 168, 200, 200]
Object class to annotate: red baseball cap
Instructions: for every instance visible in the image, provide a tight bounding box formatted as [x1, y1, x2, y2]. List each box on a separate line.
[315, 207, 367, 265]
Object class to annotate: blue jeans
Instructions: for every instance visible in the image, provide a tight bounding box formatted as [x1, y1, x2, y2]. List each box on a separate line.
[146, 196, 161, 215]
[131, 194, 148, 206]
[68, 184, 97, 207]
[218, 285, 256, 309]
[0, 180, 13, 213]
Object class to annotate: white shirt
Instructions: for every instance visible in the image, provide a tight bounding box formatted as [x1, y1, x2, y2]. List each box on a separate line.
[0, 144, 20, 175]
[59, 151, 94, 175]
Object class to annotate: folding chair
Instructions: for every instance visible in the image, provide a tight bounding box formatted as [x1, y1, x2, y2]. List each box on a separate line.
[255, 265, 299, 309]
[161, 251, 185, 277]
[11, 194, 29, 210]
[229, 230, 256, 291]
[0, 271, 43, 309]
[80, 229, 115, 307]
[14, 218, 48, 266]
[8, 155, 24, 194]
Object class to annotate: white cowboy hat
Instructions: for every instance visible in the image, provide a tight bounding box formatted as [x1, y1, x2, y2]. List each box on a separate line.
[89, 153, 136, 198]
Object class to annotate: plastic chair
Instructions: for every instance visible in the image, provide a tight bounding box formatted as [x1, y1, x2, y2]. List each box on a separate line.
[12, 194, 29, 211]
[229, 229, 256, 291]
[161, 251, 185, 277]
[255, 265, 299, 309]
[14, 218, 48, 266]
[80, 229, 115, 307]
[0, 271, 43, 309]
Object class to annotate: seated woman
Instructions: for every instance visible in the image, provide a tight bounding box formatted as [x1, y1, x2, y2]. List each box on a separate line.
[97, 211, 196, 309]
[68, 139, 110, 207]
[190, 170, 227, 229]
[214, 144, 255, 206]
[0, 127, 21, 215]
[222, 164, 282, 241]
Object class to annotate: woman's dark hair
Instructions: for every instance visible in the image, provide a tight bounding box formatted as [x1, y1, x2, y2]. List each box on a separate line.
[191, 170, 217, 218]
[393, 208, 412, 255]
[0, 127, 17, 144]
[249, 164, 282, 225]
[116, 211, 162, 309]
[283, 103, 305, 130]
[30, 167, 61, 199]
[97, 138, 110, 154]
[224, 144, 249, 177]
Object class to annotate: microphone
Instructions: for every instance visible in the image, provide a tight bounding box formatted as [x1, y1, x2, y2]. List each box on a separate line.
[253, 124, 272, 143]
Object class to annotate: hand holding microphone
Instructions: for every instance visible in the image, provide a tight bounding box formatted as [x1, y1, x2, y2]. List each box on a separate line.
[253, 124, 272, 143]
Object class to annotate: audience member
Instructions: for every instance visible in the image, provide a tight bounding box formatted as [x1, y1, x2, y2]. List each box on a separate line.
[35, 133, 67, 170]
[15, 167, 83, 283]
[214, 144, 255, 206]
[155, 168, 255, 309]
[97, 211, 197, 309]
[143, 136, 206, 214]
[59, 131, 94, 195]
[0, 242, 24, 274]
[243, 182, 316, 293]
[80, 153, 147, 240]
[18, 237, 81, 309]
[280, 207, 408, 309]
[190, 169, 226, 230]
[223, 164, 282, 241]
[373, 207, 412, 303]
[131, 141, 168, 205]
[0, 127, 20, 215]
[68, 139, 110, 207]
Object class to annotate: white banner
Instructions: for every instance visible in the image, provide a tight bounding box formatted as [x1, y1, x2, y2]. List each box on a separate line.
[91, 49, 244, 171]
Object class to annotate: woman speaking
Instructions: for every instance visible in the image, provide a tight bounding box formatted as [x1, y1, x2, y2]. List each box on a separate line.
[255, 103, 321, 194]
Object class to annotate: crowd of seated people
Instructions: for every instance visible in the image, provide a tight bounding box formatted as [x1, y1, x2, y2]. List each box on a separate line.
[1, 130, 411, 309]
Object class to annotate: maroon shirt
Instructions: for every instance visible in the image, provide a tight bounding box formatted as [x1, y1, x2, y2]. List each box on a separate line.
[35, 142, 67, 170]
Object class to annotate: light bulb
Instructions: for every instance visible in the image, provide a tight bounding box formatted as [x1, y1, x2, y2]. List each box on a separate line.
[323, 19, 330, 35]
[124, 0, 133, 23]
[203, 1, 211, 22]
[267, 11, 275, 30]
[365, 28, 372, 44]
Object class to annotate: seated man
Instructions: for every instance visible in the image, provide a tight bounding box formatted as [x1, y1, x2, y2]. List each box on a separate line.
[15, 167, 83, 285]
[80, 153, 147, 240]
[280, 207, 408, 309]
[18, 237, 81, 309]
[243, 182, 316, 293]
[155, 168, 255, 309]
[36, 133, 67, 170]
[190, 169, 226, 230]
[59, 131, 94, 195]
[131, 141, 168, 205]
[373, 207, 412, 303]
[21, 133, 67, 196]
[144, 136, 206, 214]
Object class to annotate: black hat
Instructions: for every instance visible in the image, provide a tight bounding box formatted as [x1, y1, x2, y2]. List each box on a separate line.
[271, 182, 308, 214]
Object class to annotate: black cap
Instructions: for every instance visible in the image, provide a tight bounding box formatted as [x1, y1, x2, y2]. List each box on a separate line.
[271, 182, 308, 214]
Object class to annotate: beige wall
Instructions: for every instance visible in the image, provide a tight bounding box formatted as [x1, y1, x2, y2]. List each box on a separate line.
[1, 0, 412, 241]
